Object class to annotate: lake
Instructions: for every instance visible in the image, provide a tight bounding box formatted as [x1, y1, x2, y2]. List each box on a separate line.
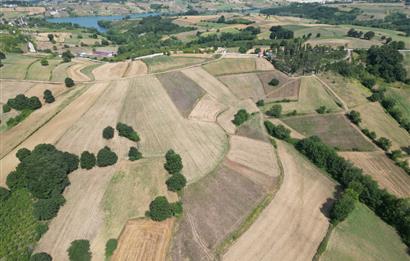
[46, 13, 159, 32]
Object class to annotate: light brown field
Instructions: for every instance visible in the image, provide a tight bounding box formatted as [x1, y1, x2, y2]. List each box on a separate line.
[112, 218, 174, 261]
[189, 94, 226, 122]
[266, 79, 301, 101]
[223, 141, 336, 261]
[339, 152, 410, 198]
[66, 59, 96, 82]
[236, 113, 269, 142]
[0, 80, 36, 104]
[25, 82, 66, 101]
[51, 62, 72, 82]
[218, 73, 265, 102]
[92, 61, 129, 80]
[255, 58, 275, 71]
[217, 100, 259, 134]
[123, 60, 148, 77]
[203, 58, 259, 76]
[257, 70, 292, 94]
[35, 32, 72, 43]
[1, 6, 45, 14]
[119, 76, 227, 182]
[174, 15, 219, 25]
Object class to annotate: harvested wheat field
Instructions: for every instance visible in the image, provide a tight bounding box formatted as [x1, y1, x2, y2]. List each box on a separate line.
[156, 71, 205, 117]
[119, 76, 228, 182]
[266, 79, 301, 101]
[255, 58, 275, 71]
[223, 141, 336, 261]
[339, 152, 410, 198]
[203, 58, 257, 76]
[170, 136, 280, 261]
[174, 15, 219, 25]
[25, 82, 67, 101]
[123, 60, 148, 77]
[143, 56, 209, 73]
[218, 73, 265, 102]
[189, 94, 226, 122]
[92, 61, 129, 81]
[0, 80, 36, 103]
[111, 218, 174, 261]
[257, 70, 292, 94]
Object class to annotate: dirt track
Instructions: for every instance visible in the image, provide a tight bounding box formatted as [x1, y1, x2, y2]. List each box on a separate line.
[67, 59, 96, 82]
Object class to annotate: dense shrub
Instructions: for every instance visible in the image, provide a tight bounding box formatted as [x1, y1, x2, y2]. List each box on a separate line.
[256, 99, 264, 107]
[376, 137, 392, 151]
[170, 201, 183, 216]
[128, 147, 142, 161]
[105, 239, 118, 258]
[346, 110, 361, 125]
[67, 240, 91, 261]
[65, 77, 75, 87]
[164, 149, 183, 174]
[33, 194, 65, 220]
[366, 45, 406, 82]
[232, 109, 250, 126]
[80, 151, 96, 170]
[97, 146, 118, 167]
[30, 252, 52, 261]
[6, 109, 33, 127]
[264, 121, 291, 140]
[7, 94, 42, 111]
[361, 77, 375, 89]
[16, 148, 31, 161]
[102, 126, 114, 139]
[116, 122, 140, 142]
[268, 78, 280, 86]
[149, 196, 173, 221]
[35, 223, 48, 240]
[40, 58, 49, 66]
[166, 173, 187, 192]
[266, 104, 282, 118]
[3, 103, 11, 113]
[361, 128, 377, 140]
[316, 106, 327, 114]
[43, 90, 55, 103]
[330, 188, 358, 224]
[0, 186, 11, 201]
[62, 50, 74, 63]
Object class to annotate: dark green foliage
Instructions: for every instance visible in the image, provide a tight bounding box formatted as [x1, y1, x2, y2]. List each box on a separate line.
[367, 45, 406, 82]
[67, 240, 91, 261]
[256, 99, 265, 107]
[80, 151, 96, 170]
[0, 186, 11, 201]
[164, 149, 183, 174]
[43, 90, 55, 104]
[33, 194, 66, 221]
[7, 94, 42, 111]
[65, 77, 75, 87]
[6, 144, 78, 199]
[148, 196, 174, 221]
[35, 223, 48, 240]
[128, 147, 142, 161]
[346, 110, 361, 125]
[363, 31, 375, 40]
[266, 104, 282, 118]
[264, 121, 291, 140]
[376, 137, 392, 151]
[102, 126, 114, 139]
[30, 252, 52, 261]
[330, 188, 358, 224]
[16, 148, 31, 162]
[361, 77, 376, 89]
[268, 78, 280, 86]
[62, 50, 74, 63]
[269, 26, 293, 39]
[361, 128, 377, 140]
[170, 201, 183, 216]
[40, 58, 49, 66]
[232, 109, 250, 126]
[96, 146, 118, 167]
[368, 91, 384, 102]
[105, 239, 117, 258]
[316, 106, 327, 114]
[116, 122, 140, 142]
[347, 28, 363, 38]
[166, 173, 187, 192]
[3, 103, 11, 113]
[295, 136, 410, 246]
[6, 109, 33, 128]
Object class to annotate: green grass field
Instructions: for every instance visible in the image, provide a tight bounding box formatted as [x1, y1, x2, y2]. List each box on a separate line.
[51, 62, 72, 82]
[26, 58, 62, 81]
[0, 53, 39, 79]
[321, 203, 409, 261]
[143, 56, 209, 73]
[385, 87, 410, 121]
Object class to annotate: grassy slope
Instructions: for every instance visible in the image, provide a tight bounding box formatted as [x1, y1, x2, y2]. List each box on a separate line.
[321, 203, 409, 261]
[203, 58, 256, 76]
[80, 63, 102, 81]
[143, 56, 208, 73]
[385, 87, 410, 120]
[403, 52, 410, 75]
[0, 53, 38, 79]
[26, 59, 61, 81]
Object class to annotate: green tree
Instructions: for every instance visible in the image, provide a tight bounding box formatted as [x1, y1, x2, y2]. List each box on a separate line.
[62, 50, 74, 63]
[67, 240, 91, 261]
[264, 121, 291, 140]
[30, 252, 52, 261]
[363, 31, 375, 40]
[316, 106, 327, 114]
[164, 149, 183, 174]
[97, 146, 118, 167]
[102, 126, 114, 139]
[128, 147, 142, 161]
[0, 186, 11, 201]
[166, 173, 187, 192]
[170, 201, 183, 216]
[376, 137, 392, 151]
[40, 58, 49, 66]
[105, 239, 118, 258]
[232, 109, 250, 126]
[43, 90, 55, 103]
[330, 188, 358, 224]
[347, 110, 361, 125]
[116, 122, 140, 142]
[3, 104, 11, 113]
[149, 196, 173, 221]
[80, 151, 96, 170]
[47, 34, 54, 42]
[269, 78, 280, 86]
[266, 104, 282, 118]
[65, 77, 75, 88]
[16, 148, 31, 161]
[256, 99, 264, 107]
[33, 194, 65, 221]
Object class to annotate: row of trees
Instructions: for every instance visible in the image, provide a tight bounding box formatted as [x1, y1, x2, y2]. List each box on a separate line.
[347, 28, 375, 40]
[5, 94, 42, 112]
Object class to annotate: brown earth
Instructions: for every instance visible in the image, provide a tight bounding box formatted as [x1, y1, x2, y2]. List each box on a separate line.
[255, 58, 275, 71]
[266, 79, 301, 101]
[0, 80, 36, 104]
[92, 61, 129, 80]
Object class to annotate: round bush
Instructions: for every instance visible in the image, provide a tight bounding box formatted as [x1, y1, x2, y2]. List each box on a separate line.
[149, 196, 173, 221]
[128, 147, 142, 161]
[16, 148, 31, 161]
[65, 77, 75, 88]
[67, 240, 91, 261]
[105, 239, 118, 257]
[3, 104, 11, 113]
[102, 126, 114, 139]
[97, 146, 118, 167]
[30, 252, 52, 261]
[80, 151, 96, 170]
[269, 78, 280, 86]
[166, 174, 187, 192]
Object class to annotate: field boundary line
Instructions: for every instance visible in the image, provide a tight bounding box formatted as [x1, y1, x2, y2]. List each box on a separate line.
[313, 224, 334, 261]
[23, 58, 40, 80]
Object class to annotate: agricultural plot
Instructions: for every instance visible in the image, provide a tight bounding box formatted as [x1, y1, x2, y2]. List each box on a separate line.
[268, 118, 305, 140]
[273, 77, 341, 114]
[112, 218, 174, 261]
[266, 79, 301, 101]
[0, 53, 38, 79]
[24, 82, 66, 100]
[51, 62, 72, 82]
[156, 71, 205, 117]
[321, 203, 409, 261]
[223, 142, 336, 261]
[66, 59, 96, 82]
[385, 87, 410, 120]
[92, 61, 129, 80]
[0, 80, 36, 104]
[217, 100, 259, 135]
[188, 94, 226, 122]
[123, 60, 148, 77]
[236, 113, 268, 142]
[355, 102, 410, 151]
[257, 70, 293, 94]
[339, 152, 410, 198]
[79, 63, 103, 81]
[25, 59, 61, 81]
[119, 76, 227, 182]
[170, 135, 280, 261]
[319, 72, 372, 108]
[203, 58, 258, 76]
[143, 56, 209, 73]
[283, 114, 376, 151]
[218, 73, 265, 102]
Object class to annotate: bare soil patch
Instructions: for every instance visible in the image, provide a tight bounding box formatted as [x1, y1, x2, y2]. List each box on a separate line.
[255, 58, 274, 71]
[92, 61, 129, 80]
[218, 73, 265, 102]
[339, 152, 410, 198]
[156, 71, 205, 117]
[0, 80, 36, 104]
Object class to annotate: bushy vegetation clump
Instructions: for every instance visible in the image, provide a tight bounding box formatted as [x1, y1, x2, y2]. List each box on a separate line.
[232, 109, 250, 126]
[65, 77, 75, 87]
[67, 240, 91, 261]
[6, 110, 33, 128]
[148, 196, 183, 221]
[62, 50, 74, 63]
[164, 149, 183, 174]
[40, 58, 49, 66]
[256, 99, 264, 107]
[16, 148, 31, 161]
[269, 26, 293, 39]
[266, 104, 282, 118]
[128, 147, 142, 161]
[30, 252, 52, 261]
[102, 126, 114, 139]
[264, 121, 291, 140]
[0, 186, 11, 201]
[80, 151, 96, 170]
[3, 103, 11, 113]
[33, 194, 65, 220]
[105, 239, 118, 258]
[346, 110, 361, 125]
[330, 188, 358, 224]
[96, 146, 118, 167]
[116, 122, 140, 142]
[43, 90, 55, 104]
[166, 173, 187, 192]
[268, 78, 280, 86]
[7, 94, 42, 111]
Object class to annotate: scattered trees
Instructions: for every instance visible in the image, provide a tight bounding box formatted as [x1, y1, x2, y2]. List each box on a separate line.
[43, 90, 55, 103]
[269, 26, 294, 39]
[376, 137, 392, 151]
[96, 146, 118, 167]
[116, 122, 140, 142]
[363, 31, 375, 40]
[266, 104, 282, 118]
[65, 77, 75, 88]
[80, 151, 96, 170]
[102, 126, 114, 139]
[67, 240, 91, 261]
[232, 109, 250, 126]
[7, 94, 42, 111]
[128, 147, 142, 161]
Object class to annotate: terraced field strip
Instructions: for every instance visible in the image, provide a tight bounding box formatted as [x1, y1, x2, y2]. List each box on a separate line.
[202, 58, 257, 76]
[67, 59, 96, 82]
[339, 152, 410, 198]
[143, 56, 209, 73]
[266, 79, 301, 101]
[51, 62, 72, 82]
[92, 61, 129, 80]
[25, 59, 61, 81]
[0, 54, 39, 80]
[223, 141, 336, 261]
[112, 218, 174, 261]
